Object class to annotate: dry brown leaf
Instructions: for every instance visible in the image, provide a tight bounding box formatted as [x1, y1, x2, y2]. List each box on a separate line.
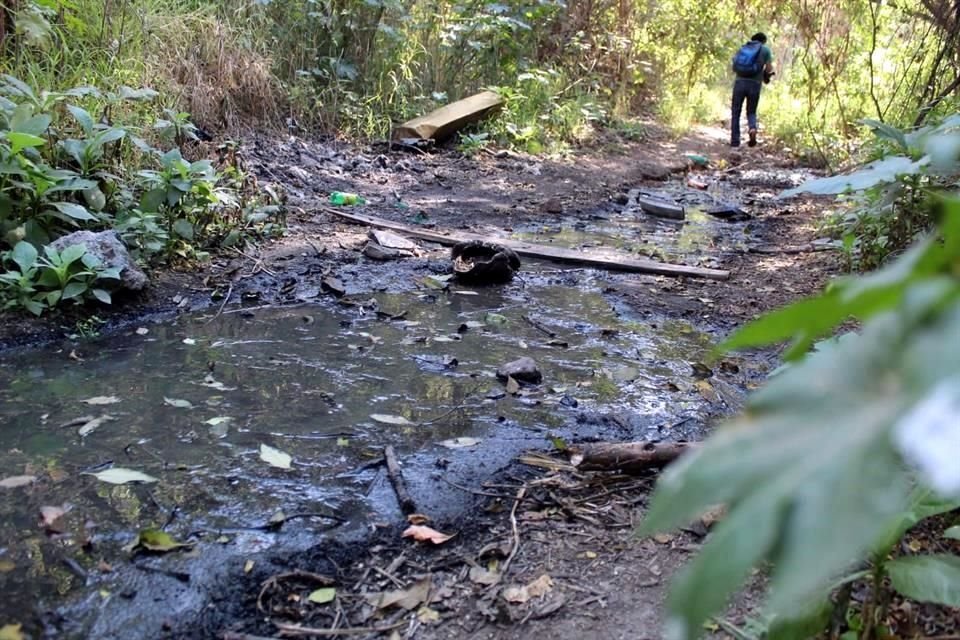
[417, 606, 440, 624]
[525, 574, 554, 598]
[699, 504, 726, 529]
[366, 576, 432, 610]
[402, 525, 454, 545]
[653, 533, 675, 544]
[468, 566, 501, 585]
[0, 475, 36, 489]
[505, 376, 520, 395]
[406, 513, 431, 525]
[502, 574, 554, 604]
[97, 560, 113, 573]
[40, 505, 65, 527]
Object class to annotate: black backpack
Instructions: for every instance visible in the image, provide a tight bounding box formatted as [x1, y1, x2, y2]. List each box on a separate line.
[732, 41, 764, 77]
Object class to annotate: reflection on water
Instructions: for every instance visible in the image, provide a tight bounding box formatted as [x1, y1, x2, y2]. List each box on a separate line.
[0, 285, 717, 621]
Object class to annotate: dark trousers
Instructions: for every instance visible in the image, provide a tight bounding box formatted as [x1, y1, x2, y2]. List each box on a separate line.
[731, 78, 762, 146]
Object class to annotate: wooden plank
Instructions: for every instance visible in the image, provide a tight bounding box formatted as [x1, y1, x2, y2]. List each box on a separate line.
[392, 91, 504, 143]
[322, 207, 731, 280]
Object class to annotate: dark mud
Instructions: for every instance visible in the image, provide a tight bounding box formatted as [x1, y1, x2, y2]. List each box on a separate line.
[0, 125, 842, 639]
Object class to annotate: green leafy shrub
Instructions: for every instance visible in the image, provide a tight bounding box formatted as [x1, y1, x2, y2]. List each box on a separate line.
[795, 114, 960, 270]
[642, 126, 960, 637]
[0, 241, 119, 315]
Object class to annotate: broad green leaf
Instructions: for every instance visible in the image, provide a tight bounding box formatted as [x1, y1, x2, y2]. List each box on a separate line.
[66, 104, 94, 134]
[642, 304, 960, 637]
[10, 241, 37, 274]
[663, 489, 784, 639]
[94, 127, 126, 146]
[13, 3, 53, 47]
[58, 243, 87, 265]
[91, 289, 112, 304]
[860, 118, 908, 152]
[61, 281, 88, 300]
[84, 467, 158, 484]
[135, 529, 193, 552]
[49, 201, 96, 222]
[887, 555, 960, 607]
[118, 86, 159, 101]
[780, 156, 927, 198]
[766, 595, 833, 640]
[5, 131, 45, 154]
[944, 526, 960, 540]
[307, 587, 337, 604]
[260, 443, 292, 469]
[172, 218, 194, 240]
[140, 188, 165, 213]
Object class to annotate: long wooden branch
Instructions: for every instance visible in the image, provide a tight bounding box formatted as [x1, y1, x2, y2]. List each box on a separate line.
[322, 208, 730, 280]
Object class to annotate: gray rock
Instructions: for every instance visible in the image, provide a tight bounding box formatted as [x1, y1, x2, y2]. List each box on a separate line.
[496, 357, 542, 384]
[49, 230, 148, 291]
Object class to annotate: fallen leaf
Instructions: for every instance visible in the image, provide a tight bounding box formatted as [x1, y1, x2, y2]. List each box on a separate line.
[526, 574, 554, 597]
[201, 375, 237, 391]
[453, 290, 479, 296]
[78, 414, 116, 437]
[407, 513, 431, 525]
[367, 577, 432, 610]
[40, 505, 66, 527]
[204, 416, 233, 426]
[0, 624, 24, 640]
[82, 396, 120, 405]
[370, 413, 416, 426]
[336, 437, 349, 446]
[308, 587, 337, 604]
[84, 468, 158, 485]
[402, 525, 454, 545]
[582, 551, 598, 559]
[97, 560, 113, 573]
[164, 397, 193, 409]
[135, 327, 149, 335]
[502, 574, 553, 604]
[182, 338, 196, 345]
[417, 606, 440, 623]
[695, 379, 719, 403]
[653, 533, 675, 544]
[469, 566, 501, 585]
[134, 529, 194, 553]
[260, 444, 292, 469]
[0, 475, 37, 489]
[439, 437, 482, 449]
[505, 376, 520, 395]
[244, 560, 254, 574]
[484, 313, 508, 325]
[0, 559, 16, 573]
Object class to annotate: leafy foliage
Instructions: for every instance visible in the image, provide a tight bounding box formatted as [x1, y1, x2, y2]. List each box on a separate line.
[642, 177, 960, 639]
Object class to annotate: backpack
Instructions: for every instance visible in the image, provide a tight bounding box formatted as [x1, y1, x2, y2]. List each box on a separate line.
[732, 41, 763, 77]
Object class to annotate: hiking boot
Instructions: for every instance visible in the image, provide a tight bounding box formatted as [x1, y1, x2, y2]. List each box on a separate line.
[748, 129, 757, 147]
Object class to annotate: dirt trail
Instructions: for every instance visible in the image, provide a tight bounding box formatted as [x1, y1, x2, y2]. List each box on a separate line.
[1, 124, 842, 639]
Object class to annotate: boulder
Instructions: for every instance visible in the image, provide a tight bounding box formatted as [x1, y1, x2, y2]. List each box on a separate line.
[49, 230, 148, 292]
[496, 357, 542, 384]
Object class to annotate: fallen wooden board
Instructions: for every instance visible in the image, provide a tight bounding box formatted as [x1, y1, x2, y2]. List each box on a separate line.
[569, 441, 696, 474]
[322, 207, 730, 280]
[392, 91, 504, 143]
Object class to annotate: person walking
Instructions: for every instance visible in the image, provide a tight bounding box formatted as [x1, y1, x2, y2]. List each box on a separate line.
[730, 32, 774, 147]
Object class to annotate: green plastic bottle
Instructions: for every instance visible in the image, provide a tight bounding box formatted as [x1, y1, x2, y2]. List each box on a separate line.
[329, 191, 365, 206]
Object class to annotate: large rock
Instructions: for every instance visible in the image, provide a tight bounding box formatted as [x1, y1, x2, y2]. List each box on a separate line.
[496, 357, 542, 384]
[49, 230, 148, 292]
